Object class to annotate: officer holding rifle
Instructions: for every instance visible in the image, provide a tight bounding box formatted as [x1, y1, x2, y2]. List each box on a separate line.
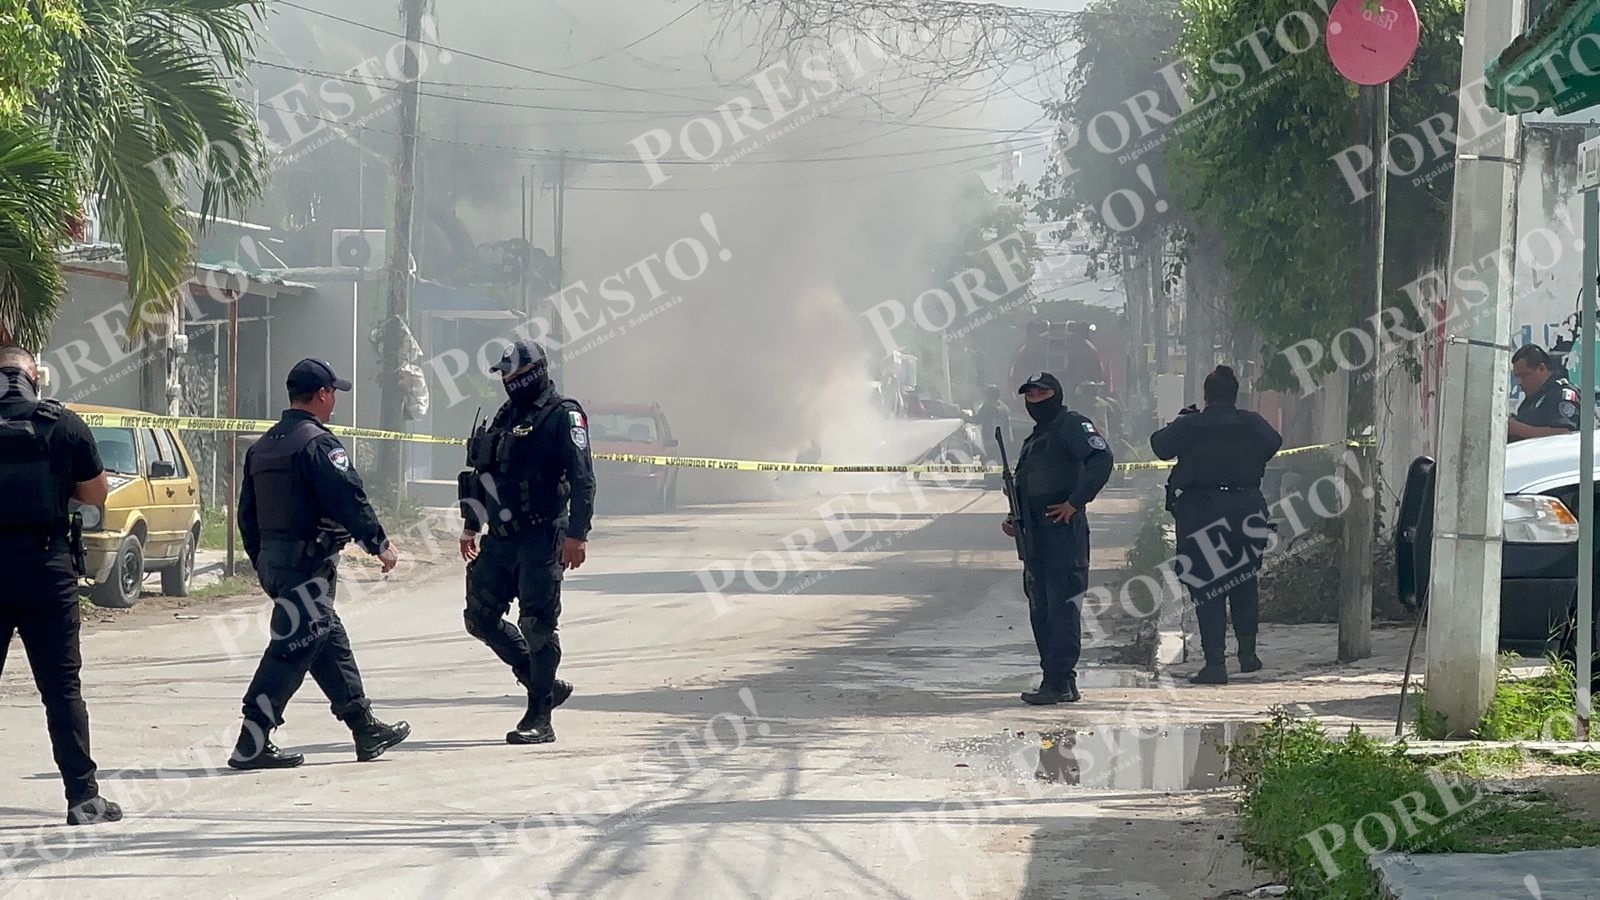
[998, 372, 1114, 706]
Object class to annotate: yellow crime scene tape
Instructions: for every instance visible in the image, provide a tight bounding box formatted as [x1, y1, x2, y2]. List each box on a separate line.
[71, 412, 1368, 476]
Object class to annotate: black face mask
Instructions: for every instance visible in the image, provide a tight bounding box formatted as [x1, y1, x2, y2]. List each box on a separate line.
[1026, 393, 1063, 424]
[504, 364, 549, 405]
[0, 367, 38, 402]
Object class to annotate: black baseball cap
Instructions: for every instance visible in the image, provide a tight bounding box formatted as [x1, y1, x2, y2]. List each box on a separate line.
[1018, 371, 1063, 394]
[287, 358, 352, 394]
[490, 338, 547, 375]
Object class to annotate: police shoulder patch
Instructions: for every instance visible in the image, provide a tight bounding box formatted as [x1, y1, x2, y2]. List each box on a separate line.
[571, 426, 589, 449]
[1087, 435, 1109, 451]
[568, 408, 587, 429]
[327, 447, 350, 472]
[1080, 421, 1097, 433]
[1562, 400, 1579, 418]
[1564, 388, 1580, 403]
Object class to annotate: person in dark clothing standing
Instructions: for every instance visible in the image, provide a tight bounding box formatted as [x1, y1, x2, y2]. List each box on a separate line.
[1001, 371, 1114, 705]
[0, 346, 121, 825]
[229, 358, 411, 769]
[459, 339, 596, 745]
[1509, 344, 1580, 442]
[1150, 365, 1282, 685]
[976, 384, 1011, 491]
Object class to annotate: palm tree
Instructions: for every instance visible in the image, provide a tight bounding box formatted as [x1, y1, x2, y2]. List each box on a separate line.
[0, 120, 78, 348]
[35, 0, 270, 336]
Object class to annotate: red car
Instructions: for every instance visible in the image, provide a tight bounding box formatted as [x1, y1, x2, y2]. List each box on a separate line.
[587, 402, 680, 512]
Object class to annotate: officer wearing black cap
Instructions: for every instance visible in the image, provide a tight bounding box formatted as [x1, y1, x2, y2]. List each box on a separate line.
[0, 345, 121, 825]
[228, 357, 411, 769]
[1509, 344, 1581, 442]
[1001, 371, 1113, 705]
[1150, 365, 1282, 685]
[459, 339, 595, 745]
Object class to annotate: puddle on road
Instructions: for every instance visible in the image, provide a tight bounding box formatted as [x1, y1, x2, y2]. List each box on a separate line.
[941, 721, 1259, 792]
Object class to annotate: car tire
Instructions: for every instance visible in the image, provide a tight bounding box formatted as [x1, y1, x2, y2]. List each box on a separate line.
[161, 530, 197, 598]
[91, 534, 145, 609]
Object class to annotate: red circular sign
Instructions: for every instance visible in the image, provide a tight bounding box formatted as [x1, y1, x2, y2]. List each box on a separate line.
[1326, 0, 1421, 85]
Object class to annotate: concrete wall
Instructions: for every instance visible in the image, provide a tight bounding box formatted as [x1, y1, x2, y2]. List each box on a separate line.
[42, 270, 149, 410]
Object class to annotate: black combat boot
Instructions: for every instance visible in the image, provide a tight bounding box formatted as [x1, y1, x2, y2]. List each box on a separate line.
[349, 711, 412, 762]
[1189, 648, 1230, 685]
[507, 696, 556, 745]
[66, 795, 123, 826]
[1237, 633, 1263, 673]
[228, 722, 305, 770]
[516, 670, 573, 709]
[1021, 678, 1081, 705]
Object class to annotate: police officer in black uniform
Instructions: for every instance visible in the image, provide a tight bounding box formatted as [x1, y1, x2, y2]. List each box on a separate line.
[0, 346, 121, 825]
[1001, 372, 1114, 705]
[1150, 365, 1282, 685]
[1509, 344, 1581, 442]
[229, 358, 410, 769]
[459, 339, 595, 745]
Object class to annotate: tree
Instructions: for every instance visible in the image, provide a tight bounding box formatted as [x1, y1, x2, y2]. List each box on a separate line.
[0, 121, 78, 347]
[1168, 0, 1463, 388]
[0, 0, 81, 119]
[33, 0, 271, 336]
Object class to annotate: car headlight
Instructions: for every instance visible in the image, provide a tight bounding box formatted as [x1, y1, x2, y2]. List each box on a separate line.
[1503, 495, 1579, 543]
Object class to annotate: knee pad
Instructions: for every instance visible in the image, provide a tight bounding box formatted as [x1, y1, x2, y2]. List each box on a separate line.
[463, 606, 495, 639]
[517, 618, 558, 654]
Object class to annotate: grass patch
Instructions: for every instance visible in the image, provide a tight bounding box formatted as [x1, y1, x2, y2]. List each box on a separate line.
[187, 575, 257, 601]
[198, 513, 241, 551]
[1230, 708, 1600, 898]
[1416, 656, 1580, 741]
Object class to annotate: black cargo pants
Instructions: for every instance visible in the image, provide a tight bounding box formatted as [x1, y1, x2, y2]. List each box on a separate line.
[1173, 491, 1272, 661]
[240, 540, 370, 728]
[464, 526, 564, 712]
[0, 536, 99, 803]
[1023, 513, 1091, 689]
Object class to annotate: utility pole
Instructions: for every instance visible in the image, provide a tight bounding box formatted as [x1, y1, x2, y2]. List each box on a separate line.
[379, 0, 427, 504]
[1338, 82, 1387, 663]
[1425, 0, 1524, 735]
[551, 151, 567, 386]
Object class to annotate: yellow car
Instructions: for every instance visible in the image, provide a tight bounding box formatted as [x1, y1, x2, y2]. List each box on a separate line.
[67, 404, 204, 608]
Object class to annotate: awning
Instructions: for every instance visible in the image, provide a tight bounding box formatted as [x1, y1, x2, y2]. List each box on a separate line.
[1488, 0, 1600, 115]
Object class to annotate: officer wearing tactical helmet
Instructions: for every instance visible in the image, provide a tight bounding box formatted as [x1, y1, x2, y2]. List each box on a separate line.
[228, 357, 411, 770]
[0, 345, 121, 825]
[459, 339, 595, 745]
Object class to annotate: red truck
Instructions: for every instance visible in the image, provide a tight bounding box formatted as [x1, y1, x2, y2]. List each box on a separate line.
[587, 402, 680, 512]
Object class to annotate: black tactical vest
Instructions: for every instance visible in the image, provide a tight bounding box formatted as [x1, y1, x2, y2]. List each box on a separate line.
[0, 400, 66, 527]
[248, 419, 324, 540]
[1015, 412, 1084, 510]
[467, 397, 569, 536]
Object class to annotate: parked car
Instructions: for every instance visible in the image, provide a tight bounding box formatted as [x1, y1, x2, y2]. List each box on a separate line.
[66, 405, 203, 608]
[587, 402, 680, 512]
[1395, 432, 1598, 660]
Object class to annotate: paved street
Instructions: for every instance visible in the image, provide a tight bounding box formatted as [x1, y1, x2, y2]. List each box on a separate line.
[1, 483, 1270, 899]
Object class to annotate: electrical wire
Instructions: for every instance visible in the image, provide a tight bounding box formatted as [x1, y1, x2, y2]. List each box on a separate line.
[256, 100, 1048, 166]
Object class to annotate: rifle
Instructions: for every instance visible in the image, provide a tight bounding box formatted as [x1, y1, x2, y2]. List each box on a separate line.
[995, 427, 1026, 562]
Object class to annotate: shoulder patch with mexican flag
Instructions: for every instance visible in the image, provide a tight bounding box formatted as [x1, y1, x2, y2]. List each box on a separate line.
[569, 409, 589, 450]
[568, 410, 587, 428]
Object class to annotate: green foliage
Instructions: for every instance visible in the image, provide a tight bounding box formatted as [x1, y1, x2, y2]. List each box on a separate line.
[1170, 0, 1464, 390]
[0, 119, 77, 346]
[1115, 493, 1176, 607]
[1415, 656, 1579, 740]
[1030, 0, 1183, 249]
[1230, 708, 1600, 899]
[30, 0, 270, 339]
[0, 0, 81, 117]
